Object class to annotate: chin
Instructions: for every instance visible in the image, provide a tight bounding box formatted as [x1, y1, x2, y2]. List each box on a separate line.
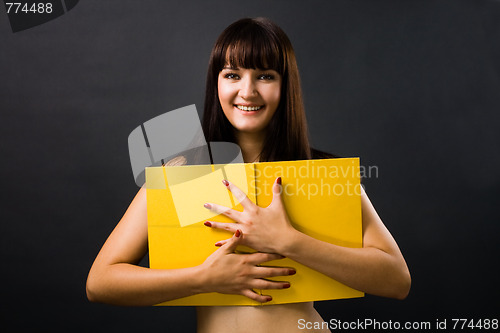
[233, 124, 267, 134]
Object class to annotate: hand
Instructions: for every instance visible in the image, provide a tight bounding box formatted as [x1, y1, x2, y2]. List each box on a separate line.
[200, 230, 295, 303]
[203, 177, 297, 254]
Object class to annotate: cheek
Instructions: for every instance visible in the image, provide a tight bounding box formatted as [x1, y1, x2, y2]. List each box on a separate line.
[266, 83, 282, 107]
[217, 81, 234, 107]
[217, 81, 225, 104]
[217, 81, 234, 122]
[273, 89, 281, 105]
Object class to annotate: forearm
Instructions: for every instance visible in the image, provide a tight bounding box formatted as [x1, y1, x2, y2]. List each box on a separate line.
[86, 263, 205, 306]
[281, 230, 411, 300]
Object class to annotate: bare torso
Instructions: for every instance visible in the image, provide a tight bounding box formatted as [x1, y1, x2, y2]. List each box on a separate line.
[197, 302, 330, 333]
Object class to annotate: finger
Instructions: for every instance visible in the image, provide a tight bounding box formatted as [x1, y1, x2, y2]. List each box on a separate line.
[247, 252, 285, 265]
[220, 229, 243, 253]
[269, 177, 284, 208]
[253, 266, 297, 278]
[214, 239, 228, 247]
[241, 289, 273, 303]
[204, 202, 242, 221]
[204, 221, 238, 233]
[222, 179, 255, 210]
[251, 278, 291, 291]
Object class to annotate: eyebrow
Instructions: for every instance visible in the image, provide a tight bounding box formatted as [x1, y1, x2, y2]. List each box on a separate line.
[222, 66, 239, 70]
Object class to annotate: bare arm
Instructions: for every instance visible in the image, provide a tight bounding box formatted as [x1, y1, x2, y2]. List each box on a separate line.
[205, 179, 411, 300]
[86, 187, 293, 306]
[279, 188, 411, 299]
[86, 188, 205, 306]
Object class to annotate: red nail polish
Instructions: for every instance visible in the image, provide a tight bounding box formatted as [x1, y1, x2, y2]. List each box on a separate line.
[215, 242, 222, 247]
[277, 177, 282, 185]
[288, 269, 296, 275]
[204, 203, 211, 209]
[265, 296, 272, 302]
[204, 221, 212, 227]
[222, 179, 229, 186]
[235, 229, 241, 237]
[283, 283, 291, 289]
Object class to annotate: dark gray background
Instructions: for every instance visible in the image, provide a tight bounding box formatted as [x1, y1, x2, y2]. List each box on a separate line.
[1, 0, 499, 331]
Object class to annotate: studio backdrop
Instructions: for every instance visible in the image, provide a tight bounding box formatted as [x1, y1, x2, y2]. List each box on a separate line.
[1, 0, 499, 331]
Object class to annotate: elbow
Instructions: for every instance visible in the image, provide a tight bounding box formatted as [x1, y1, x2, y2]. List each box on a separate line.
[86, 271, 103, 303]
[376, 259, 411, 300]
[393, 267, 411, 300]
[86, 277, 97, 303]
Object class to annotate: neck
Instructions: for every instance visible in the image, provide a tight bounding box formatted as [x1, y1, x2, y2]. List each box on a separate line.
[236, 131, 266, 163]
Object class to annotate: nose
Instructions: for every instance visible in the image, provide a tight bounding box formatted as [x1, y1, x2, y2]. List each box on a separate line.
[238, 76, 258, 99]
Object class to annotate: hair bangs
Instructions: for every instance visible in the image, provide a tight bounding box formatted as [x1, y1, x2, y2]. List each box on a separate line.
[215, 20, 285, 74]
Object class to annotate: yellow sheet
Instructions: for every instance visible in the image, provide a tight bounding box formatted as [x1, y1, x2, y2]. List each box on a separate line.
[146, 158, 364, 306]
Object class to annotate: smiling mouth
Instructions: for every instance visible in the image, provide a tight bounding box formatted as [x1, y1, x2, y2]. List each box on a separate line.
[235, 105, 263, 111]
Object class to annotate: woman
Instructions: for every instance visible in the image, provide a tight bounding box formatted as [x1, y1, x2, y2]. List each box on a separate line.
[86, 18, 410, 332]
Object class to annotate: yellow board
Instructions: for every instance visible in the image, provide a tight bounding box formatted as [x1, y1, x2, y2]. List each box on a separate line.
[146, 158, 364, 306]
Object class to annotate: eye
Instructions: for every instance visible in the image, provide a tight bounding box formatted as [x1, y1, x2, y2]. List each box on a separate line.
[223, 72, 240, 80]
[258, 73, 275, 80]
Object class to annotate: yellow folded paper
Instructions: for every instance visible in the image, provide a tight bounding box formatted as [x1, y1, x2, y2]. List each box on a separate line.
[146, 158, 364, 306]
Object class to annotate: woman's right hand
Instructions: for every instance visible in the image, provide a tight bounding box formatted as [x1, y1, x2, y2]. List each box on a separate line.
[199, 229, 295, 303]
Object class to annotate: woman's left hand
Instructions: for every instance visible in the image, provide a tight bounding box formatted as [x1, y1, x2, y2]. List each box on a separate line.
[203, 177, 297, 254]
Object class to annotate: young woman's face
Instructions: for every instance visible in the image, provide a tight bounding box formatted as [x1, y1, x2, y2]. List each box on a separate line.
[218, 66, 281, 135]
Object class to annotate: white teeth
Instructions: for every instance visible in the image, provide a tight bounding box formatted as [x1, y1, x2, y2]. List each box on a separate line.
[236, 105, 262, 111]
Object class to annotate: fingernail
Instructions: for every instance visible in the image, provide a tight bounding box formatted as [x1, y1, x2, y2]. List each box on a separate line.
[288, 269, 296, 275]
[222, 179, 229, 186]
[204, 221, 212, 227]
[283, 283, 291, 289]
[203, 203, 211, 209]
[265, 296, 272, 302]
[235, 229, 241, 237]
[215, 242, 222, 247]
[277, 177, 282, 185]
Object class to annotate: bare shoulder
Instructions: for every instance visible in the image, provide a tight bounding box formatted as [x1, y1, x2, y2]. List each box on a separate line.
[92, 187, 149, 266]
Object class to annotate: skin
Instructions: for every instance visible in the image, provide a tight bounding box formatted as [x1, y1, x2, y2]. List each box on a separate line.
[86, 66, 411, 333]
[217, 67, 281, 162]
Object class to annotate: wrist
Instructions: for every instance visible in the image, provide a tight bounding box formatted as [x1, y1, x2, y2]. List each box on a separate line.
[278, 226, 303, 257]
[191, 264, 209, 294]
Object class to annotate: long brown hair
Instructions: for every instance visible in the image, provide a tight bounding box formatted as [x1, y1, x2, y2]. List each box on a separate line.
[202, 17, 313, 162]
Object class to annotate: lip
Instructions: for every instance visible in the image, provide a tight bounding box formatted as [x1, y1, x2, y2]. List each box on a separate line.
[234, 103, 263, 107]
[234, 104, 264, 115]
